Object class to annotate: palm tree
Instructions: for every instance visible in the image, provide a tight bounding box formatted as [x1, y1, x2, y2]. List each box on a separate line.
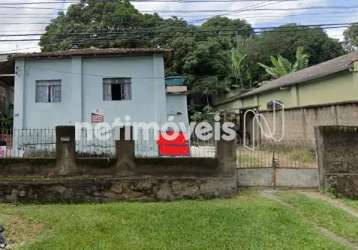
[230, 48, 248, 88]
[228, 37, 253, 89]
[258, 47, 309, 79]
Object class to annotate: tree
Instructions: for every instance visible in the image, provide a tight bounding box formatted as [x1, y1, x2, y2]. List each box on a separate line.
[344, 23, 358, 51]
[40, 0, 167, 51]
[39, 2, 345, 116]
[227, 38, 253, 89]
[245, 24, 344, 82]
[201, 16, 254, 47]
[229, 48, 248, 88]
[258, 47, 309, 79]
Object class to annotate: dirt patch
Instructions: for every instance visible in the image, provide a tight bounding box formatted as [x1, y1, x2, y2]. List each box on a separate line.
[2, 214, 44, 249]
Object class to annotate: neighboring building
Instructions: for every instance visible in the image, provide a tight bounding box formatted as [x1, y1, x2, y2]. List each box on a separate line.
[0, 54, 14, 119]
[214, 51, 358, 146]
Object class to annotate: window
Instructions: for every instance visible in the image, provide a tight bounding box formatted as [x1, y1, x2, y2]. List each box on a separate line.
[103, 78, 131, 101]
[36, 80, 61, 103]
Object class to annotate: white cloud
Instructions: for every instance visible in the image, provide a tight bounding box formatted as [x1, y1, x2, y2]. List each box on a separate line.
[132, 0, 328, 25]
[0, 0, 75, 53]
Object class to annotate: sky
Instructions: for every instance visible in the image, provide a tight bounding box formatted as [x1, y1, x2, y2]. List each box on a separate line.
[0, 0, 357, 53]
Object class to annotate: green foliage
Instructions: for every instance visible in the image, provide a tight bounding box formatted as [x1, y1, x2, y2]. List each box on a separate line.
[245, 24, 344, 82]
[344, 23, 358, 51]
[227, 39, 253, 89]
[293, 46, 310, 71]
[258, 55, 292, 79]
[39, 2, 345, 115]
[190, 105, 215, 122]
[258, 47, 310, 78]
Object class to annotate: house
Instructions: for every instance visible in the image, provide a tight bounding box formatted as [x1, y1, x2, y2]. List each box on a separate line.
[8, 48, 189, 128]
[1, 48, 189, 156]
[214, 51, 358, 146]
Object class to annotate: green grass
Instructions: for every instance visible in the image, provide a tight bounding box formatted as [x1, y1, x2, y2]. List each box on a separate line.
[277, 192, 358, 242]
[238, 147, 317, 168]
[285, 148, 316, 164]
[340, 198, 358, 210]
[237, 154, 267, 167]
[0, 191, 354, 249]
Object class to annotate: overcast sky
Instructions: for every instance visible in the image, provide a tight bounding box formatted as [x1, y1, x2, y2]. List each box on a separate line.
[0, 0, 357, 53]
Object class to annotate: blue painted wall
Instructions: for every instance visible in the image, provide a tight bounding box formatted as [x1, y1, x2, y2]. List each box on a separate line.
[14, 55, 170, 129]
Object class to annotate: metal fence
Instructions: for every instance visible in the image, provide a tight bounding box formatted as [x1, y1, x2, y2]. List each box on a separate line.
[0, 128, 56, 158]
[237, 141, 318, 169]
[190, 136, 216, 158]
[0, 127, 217, 159]
[75, 128, 116, 159]
[134, 129, 216, 158]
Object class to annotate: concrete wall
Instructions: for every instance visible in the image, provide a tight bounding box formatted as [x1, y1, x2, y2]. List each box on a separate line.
[166, 94, 189, 125]
[258, 102, 358, 146]
[315, 126, 358, 198]
[14, 55, 168, 129]
[237, 168, 318, 188]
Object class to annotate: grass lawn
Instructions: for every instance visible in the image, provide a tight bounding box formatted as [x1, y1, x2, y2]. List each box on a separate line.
[0, 191, 356, 249]
[341, 198, 358, 210]
[277, 192, 358, 242]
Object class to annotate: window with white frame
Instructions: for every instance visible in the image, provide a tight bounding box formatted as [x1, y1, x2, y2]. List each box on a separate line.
[36, 80, 62, 103]
[103, 78, 132, 101]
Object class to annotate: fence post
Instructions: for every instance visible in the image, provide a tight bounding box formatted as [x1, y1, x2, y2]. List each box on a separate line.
[217, 136, 237, 177]
[314, 126, 326, 193]
[56, 126, 76, 176]
[272, 151, 278, 188]
[115, 126, 135, 174]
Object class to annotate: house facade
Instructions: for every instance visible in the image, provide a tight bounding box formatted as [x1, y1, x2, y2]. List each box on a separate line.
[214, 51, 358, 146]
[11, 48, 187, 129]
[5, 48, 189, 157]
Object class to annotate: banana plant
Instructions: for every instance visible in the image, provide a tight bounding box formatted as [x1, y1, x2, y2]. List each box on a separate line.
[258, 47, 309, 79]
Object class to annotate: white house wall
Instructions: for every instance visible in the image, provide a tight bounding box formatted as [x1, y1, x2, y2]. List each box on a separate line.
[166, 94, 189, 126]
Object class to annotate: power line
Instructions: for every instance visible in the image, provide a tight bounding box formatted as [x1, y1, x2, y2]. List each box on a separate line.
[2, 4, 358, 11]
[0, 21, 354, 37]
[141, 5, 358, 13]
[0, 23, 352, 43]
[0, 0, 299, 4]
[1, 9, 355, 19]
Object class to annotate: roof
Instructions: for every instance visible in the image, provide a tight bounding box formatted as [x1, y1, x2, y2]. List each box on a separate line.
[240, 51, 358, 98]
[10, 48, 172, 60]
[0, 54, 9, 62]
[165, 76, 186, 86]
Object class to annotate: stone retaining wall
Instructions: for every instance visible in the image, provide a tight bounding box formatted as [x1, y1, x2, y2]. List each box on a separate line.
[0, 126, 237, 202]
[0, 177, 237, 203]
[315, 126, 358, 198]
